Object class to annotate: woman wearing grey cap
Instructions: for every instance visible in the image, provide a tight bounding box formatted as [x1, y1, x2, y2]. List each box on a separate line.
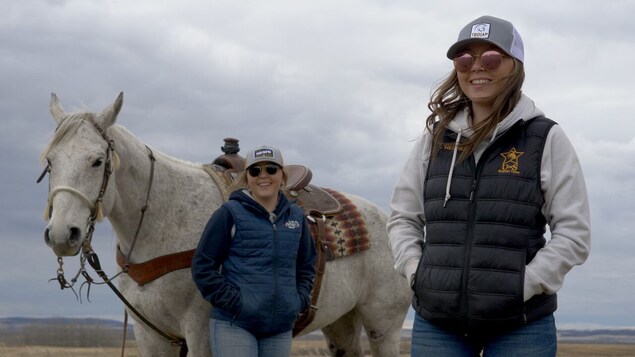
[387, 15, 590, 356]
[192, 145, 316, 356]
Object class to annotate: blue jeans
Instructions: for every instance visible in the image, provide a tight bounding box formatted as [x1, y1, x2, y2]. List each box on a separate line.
[411, 313, 557, 357]
[210, 318, 292, 357]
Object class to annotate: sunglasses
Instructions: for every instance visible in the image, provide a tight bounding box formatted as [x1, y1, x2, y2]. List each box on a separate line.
[247, 164, 280, 177]
[453, 50, 506, 73]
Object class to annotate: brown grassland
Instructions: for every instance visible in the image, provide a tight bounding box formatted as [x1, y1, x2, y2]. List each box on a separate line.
[1, 341, 634, 356]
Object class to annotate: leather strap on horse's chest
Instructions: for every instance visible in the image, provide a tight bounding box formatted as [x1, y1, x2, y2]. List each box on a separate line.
[116, 246, 195, 286]
[115, 164, 228, 287]
[293, 215, 330, 337]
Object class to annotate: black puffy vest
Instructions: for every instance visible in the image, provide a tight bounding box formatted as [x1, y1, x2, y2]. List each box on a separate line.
[413, 117, 558, 337]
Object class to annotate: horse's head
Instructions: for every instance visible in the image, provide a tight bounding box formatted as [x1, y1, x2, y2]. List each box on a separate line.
[41, 93, 123, 256]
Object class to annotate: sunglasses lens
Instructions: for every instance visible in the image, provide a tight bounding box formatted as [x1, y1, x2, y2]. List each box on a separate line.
[453, 51, 504, 72]
[453, 53, 474, 73]
[248, 166, 261, 177]
[481, 51, 503, 71]
[265, 165, 279, 175]
[248, 164, 279, 177]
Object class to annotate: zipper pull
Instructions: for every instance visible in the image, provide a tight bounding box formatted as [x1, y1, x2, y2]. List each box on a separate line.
[469, 179, 478, 201]
[269, 213, 278, 231]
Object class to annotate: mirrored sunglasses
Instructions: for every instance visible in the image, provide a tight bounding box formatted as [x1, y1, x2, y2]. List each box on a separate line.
[247, 164, 280, 177]
[453, 50, 506, 73]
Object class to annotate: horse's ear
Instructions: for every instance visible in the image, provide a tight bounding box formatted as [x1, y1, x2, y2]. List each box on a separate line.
[49, 93, 66, 125]
[97, 92, 124, 129]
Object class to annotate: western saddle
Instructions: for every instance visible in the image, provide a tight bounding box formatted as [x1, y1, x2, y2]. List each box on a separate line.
[209, 138, 341, 215]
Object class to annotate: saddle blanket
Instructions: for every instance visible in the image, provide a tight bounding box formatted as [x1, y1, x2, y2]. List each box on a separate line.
[317, 188, 371, 259]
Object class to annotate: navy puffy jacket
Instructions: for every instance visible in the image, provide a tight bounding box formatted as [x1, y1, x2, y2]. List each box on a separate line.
[192, 189, 316, 338]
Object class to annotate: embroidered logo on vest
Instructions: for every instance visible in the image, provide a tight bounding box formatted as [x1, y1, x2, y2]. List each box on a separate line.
[442, 143, 464, 151]
[498, 147, 524, 174]
[285, 220, 300, 229]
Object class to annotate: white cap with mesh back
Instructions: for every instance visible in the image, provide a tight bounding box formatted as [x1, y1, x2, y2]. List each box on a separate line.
[245, 145, 284, 168]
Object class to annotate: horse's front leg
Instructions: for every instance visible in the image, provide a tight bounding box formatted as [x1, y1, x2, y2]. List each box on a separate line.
[182, 295, 213, 357]
[321, 309, 364, 357]
[133, 322, 181, 357]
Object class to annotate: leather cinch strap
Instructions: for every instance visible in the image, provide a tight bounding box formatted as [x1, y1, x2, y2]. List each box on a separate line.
[117, 246, 195, 286]
[293, 215, 330, 336]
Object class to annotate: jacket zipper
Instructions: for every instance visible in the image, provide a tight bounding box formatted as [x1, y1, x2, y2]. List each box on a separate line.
[270, 214, 278, 329]
[461, 157, 480, 334]
[461, 131, 511, 333]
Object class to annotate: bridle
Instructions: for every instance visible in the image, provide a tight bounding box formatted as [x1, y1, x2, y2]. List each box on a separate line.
[39, 116, 114, 224]
[39, 114, 117, 292]
[38, 114, 187, 353]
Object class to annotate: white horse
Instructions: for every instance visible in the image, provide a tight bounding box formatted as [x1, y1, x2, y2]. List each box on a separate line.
[40, 93, 410, 356]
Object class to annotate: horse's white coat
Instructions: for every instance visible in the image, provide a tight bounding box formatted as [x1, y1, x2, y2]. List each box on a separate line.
[42, 93, 411, 356]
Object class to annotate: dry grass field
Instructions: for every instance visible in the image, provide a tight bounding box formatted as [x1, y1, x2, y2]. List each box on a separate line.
[1, 341, 634, 356]
[557, 343, 635, 357]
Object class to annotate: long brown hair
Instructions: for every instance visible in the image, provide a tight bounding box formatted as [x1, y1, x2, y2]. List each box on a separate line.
[426, 60, 525, 162]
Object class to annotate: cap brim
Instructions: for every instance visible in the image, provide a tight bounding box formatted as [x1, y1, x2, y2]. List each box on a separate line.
[247, 159, 283, 167]
[446, 38, 513, 59]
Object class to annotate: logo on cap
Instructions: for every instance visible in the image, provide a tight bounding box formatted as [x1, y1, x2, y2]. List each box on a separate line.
[470, 23, 490, 39]
[254, 148, 274, 159]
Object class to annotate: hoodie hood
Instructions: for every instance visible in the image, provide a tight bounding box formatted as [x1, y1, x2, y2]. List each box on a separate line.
[441, 93, 545, 207]
[446, 93, 545, 140]
[229, 189, 291, 221]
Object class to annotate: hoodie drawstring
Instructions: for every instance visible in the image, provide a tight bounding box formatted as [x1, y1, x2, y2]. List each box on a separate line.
[444, 130, 462, 207]
[489, 125, 499, 144]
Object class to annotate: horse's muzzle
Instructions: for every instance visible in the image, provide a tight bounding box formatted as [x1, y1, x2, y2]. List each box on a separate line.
[44, 225, 82, 256]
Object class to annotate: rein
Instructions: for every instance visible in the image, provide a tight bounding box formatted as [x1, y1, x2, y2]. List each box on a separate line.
[39, 115, 187, 354]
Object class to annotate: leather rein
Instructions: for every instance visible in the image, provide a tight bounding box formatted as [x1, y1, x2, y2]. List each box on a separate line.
[38, 115, 187, 353]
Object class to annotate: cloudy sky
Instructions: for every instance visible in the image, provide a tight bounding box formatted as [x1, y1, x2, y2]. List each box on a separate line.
[1, 0, 634, 330]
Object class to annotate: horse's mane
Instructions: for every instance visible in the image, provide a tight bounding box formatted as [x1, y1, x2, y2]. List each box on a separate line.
[41, 112, 206, 173]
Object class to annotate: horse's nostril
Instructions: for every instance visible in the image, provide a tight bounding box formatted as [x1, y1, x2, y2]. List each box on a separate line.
[44, 228, 51, 246]
[69, 227, 81, 244]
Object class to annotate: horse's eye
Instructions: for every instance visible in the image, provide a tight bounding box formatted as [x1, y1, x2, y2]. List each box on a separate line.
[92, 158, 103, 168]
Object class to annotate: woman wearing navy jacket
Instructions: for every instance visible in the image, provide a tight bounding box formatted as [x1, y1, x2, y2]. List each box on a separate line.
[192, 145, 316, 357]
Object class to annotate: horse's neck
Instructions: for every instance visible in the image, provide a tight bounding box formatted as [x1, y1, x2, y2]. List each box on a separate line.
[108, 126, 222, 259]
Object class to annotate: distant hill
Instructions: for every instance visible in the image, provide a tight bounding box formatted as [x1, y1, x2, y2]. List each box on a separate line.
[2, 317, 635, 346]
[0, 317, 134, 347]
[557, 328, 635, 344]
[0, 316, 126, 330]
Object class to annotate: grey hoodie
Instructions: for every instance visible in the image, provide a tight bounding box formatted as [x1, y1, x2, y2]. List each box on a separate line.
[387, 94, 591, 302]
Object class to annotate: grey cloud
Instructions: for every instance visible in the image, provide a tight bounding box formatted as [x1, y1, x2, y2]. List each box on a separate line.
[2, 0, 635, 329]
